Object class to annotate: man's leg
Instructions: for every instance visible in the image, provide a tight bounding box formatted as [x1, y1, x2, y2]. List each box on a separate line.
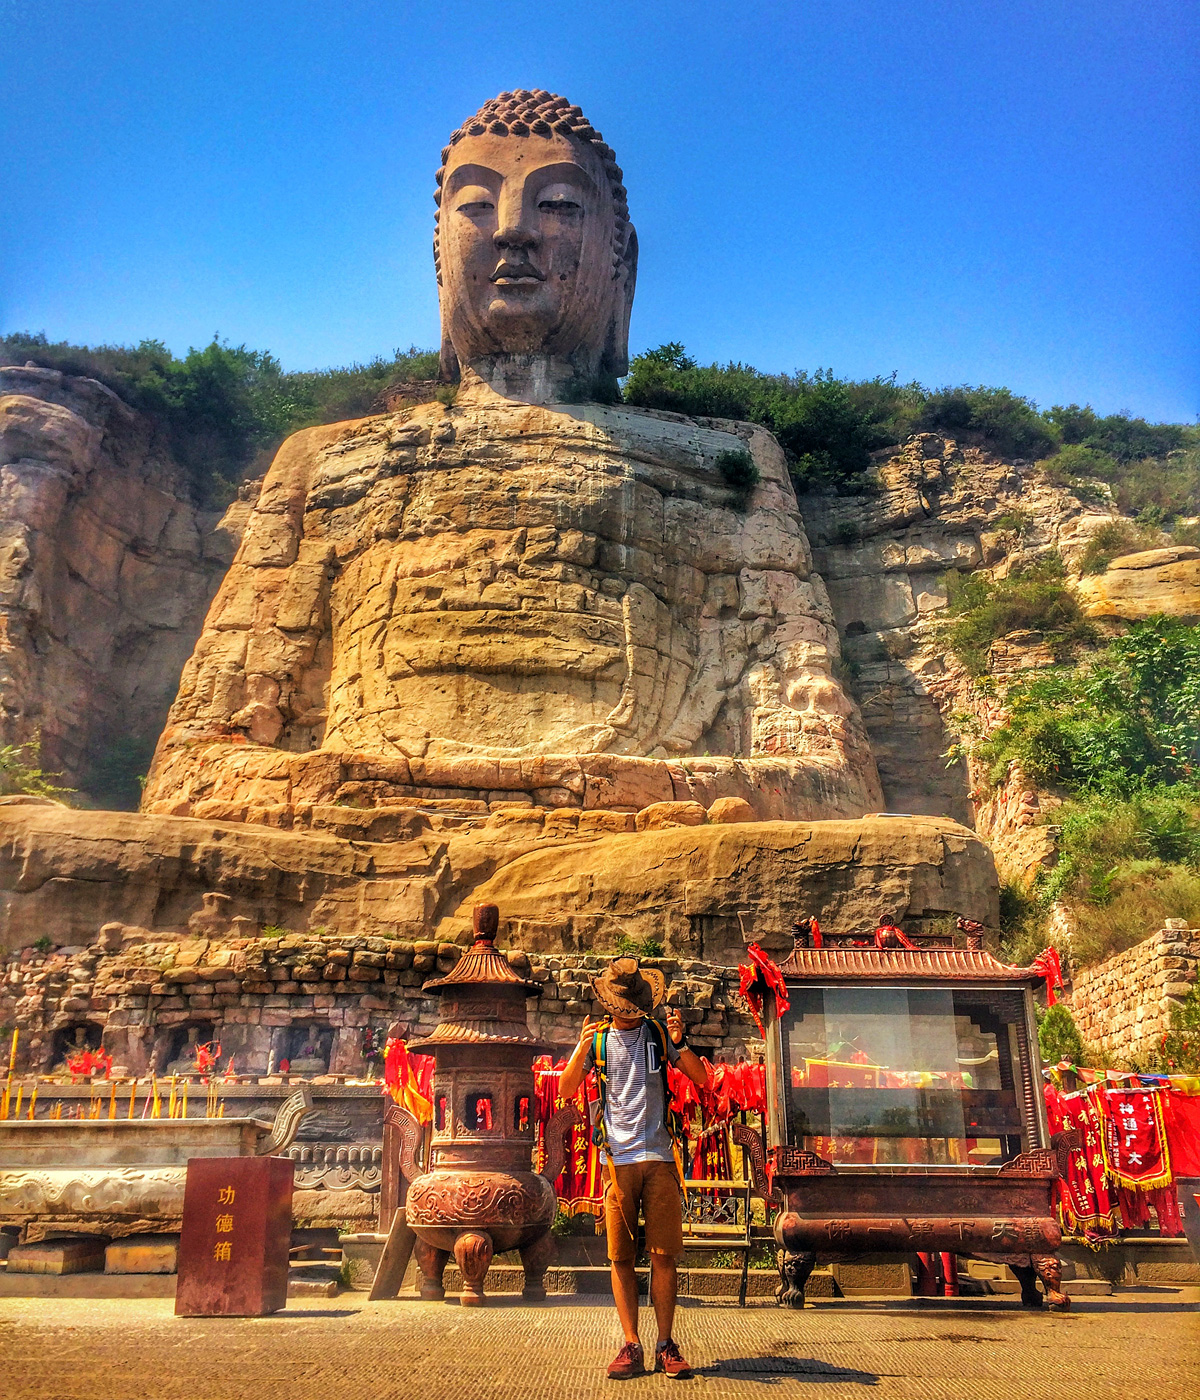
[649, 1252, 678, 1341]
[643, 1163, 693, 1378]
[611, 1257, 642, 1344]
[604, 1161, 646, 1376]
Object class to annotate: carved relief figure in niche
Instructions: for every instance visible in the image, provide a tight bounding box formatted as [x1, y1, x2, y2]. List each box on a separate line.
[142, 91, 879, 824]
[53, 1022, 102, 1069]
[283, 1024, 334, 1075]
[162, 1023, 218, 1076]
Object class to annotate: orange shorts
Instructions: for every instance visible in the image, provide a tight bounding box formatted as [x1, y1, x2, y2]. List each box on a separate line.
[603, 1159, 683, 1262]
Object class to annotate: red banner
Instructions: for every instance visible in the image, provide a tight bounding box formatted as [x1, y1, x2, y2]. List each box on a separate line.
[1044, 1084, 1118, 1240]
[1165, 1090, 1200, 1178]
[1098, 1086, 1173, 1191]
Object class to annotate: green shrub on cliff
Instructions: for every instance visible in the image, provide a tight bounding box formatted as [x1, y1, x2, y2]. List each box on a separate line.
[0, 741, 72, 801]
[940, 556, 1097, 677]
[0, 331, 438, 505]
[622, 345, 917, 491]
[1037, 1003, 1087, 1066]
[976, 620, 1200, 967]
[975, 619, 1200, 793]
[1077, 520, 1163, 575]
[915, 385, 1057, 459]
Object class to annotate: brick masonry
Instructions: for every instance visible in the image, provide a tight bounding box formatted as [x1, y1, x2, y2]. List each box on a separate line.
[1067, 923, 1200, 1063]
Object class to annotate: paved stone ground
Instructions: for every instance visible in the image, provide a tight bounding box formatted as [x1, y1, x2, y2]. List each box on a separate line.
[1, 1293, 1196, 1400]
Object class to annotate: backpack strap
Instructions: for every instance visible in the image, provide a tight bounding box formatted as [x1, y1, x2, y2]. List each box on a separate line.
[644, 1017, 688, 1190]
[590, 1021, 611, 1152]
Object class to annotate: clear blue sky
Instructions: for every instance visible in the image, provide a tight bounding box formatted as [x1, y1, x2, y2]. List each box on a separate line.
[3, 0, 1197, 421]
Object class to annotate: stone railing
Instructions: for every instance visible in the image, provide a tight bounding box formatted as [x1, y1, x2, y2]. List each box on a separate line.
[1067, 922, 1200, 1063]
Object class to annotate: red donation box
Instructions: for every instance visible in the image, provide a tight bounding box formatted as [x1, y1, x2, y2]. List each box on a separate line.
[176, 1156, 294, 1316]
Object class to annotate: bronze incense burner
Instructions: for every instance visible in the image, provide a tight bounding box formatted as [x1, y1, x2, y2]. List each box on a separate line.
[405, 904, 574, 1304]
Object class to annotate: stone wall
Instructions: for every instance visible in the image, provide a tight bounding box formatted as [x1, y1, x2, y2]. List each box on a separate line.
[1068, 923, 1200, 1063]
[0, 926, 761, 1080]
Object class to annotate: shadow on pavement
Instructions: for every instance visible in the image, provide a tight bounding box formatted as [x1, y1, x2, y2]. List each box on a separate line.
[702, 1356, 883, 1385]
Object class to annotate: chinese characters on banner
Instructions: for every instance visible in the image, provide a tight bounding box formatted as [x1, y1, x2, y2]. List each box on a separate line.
[176, 1156, 294, 1316]
[1044, 1084, 1118, 1240]
[1098, 1086, 1173, 1190]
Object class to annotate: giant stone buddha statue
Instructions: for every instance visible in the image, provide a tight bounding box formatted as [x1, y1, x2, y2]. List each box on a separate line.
[142, 92, 881, 822]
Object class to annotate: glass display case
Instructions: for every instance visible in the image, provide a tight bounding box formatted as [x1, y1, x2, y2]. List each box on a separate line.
[759, 927, 1070, 1311]
[781, 985, 1033, 1167]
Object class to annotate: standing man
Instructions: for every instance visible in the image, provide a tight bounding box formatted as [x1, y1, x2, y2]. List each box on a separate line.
[560, 957, 710, 1380]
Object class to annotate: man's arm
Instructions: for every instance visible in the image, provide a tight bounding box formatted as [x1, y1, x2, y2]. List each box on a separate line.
[666, 1008, 709, 1088]
[559, 1016, 602, 1099]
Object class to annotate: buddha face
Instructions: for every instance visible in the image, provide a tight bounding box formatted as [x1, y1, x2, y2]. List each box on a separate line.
[438, 130, 634, 386]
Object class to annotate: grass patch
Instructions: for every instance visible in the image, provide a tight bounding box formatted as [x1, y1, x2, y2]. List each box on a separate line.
[940, 556, 1097, 677]
[615, 935, 665, 959]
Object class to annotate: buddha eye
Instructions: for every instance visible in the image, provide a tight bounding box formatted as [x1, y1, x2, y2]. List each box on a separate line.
[538, 197, 582, 214]
[455, 186, 496, 216]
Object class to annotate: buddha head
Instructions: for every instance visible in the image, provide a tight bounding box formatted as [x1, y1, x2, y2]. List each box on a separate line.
[435, 90, 638, 403]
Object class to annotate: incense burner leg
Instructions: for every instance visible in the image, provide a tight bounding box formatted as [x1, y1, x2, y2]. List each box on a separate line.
[1009, 1260, 1043, 1309]
[414, 1239, 450, 1301]
[776, 1249, 817, 1309]
[1031, 1254, 1070, 1311]
[519, 1229, 553, 1302]
[454, 1230, 494, 1306]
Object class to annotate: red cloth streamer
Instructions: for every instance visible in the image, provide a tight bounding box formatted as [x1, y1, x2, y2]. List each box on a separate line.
[1029, 947, 1064, 1005]
[383, 1037, 434, 1123]
[737, 944, 791, 1037]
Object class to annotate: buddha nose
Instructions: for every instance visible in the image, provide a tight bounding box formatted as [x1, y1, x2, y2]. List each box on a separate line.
[494, 222, 539, 254]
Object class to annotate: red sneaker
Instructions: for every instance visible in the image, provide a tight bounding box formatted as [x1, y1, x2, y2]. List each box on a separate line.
[607, 1341, 646, 1380]
[655, 1339, 693, 1379]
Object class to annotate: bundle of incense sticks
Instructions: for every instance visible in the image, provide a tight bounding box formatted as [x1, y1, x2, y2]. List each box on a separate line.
[1, 1028, 17, 1119]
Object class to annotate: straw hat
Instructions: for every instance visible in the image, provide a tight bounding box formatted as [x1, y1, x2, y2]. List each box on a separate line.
[592, 957, 666, 1019]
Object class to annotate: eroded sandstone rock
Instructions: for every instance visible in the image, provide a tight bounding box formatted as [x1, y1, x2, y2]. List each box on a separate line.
[0, 800, 995, 961]
[142, 394, 881, 822]
[0, 366, 241, 794]
[1076, 545, 1200, 622]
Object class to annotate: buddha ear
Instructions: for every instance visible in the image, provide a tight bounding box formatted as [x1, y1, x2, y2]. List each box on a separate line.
[439, 334, 460, 384]
[604, 224, 638, 378]
[435, 245, 460, 382]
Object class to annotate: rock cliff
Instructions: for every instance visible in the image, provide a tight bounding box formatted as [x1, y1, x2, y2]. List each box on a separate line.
[798, 432, 1132, 825]
[0, 366, 243, 800]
